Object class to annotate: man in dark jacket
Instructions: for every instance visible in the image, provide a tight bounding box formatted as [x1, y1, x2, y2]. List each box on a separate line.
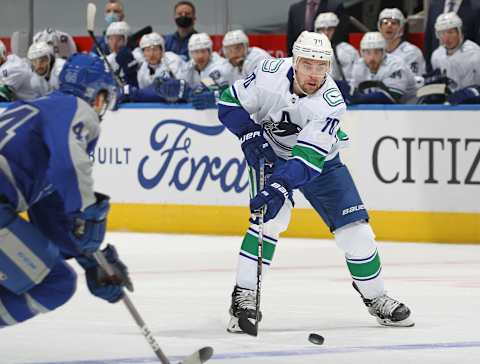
[287, 0, 346, 56]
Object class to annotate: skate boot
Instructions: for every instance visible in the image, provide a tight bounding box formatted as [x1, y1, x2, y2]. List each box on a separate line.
[227, 285, 262, 333]
[353, 282, 414, 327]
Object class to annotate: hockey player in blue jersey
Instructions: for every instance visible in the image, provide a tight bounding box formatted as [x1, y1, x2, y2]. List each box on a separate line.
[0, 53, 132, 328]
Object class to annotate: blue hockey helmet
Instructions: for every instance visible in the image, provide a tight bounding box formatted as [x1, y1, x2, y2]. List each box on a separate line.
[59, 53, 118, 113]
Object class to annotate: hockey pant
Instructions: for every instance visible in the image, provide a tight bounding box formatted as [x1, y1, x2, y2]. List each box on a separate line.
[236, 155, 385, 299]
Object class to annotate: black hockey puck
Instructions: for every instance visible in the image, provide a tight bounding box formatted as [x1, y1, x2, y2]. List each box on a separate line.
[308, 333, 325, 345]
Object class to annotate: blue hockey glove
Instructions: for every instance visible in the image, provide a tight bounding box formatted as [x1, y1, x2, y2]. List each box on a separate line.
[70, 193, 110, 254]
[239, 124, 277, 169]
[154, 77, 191, 102]
[250, 177, 293, 223]
[191, 89, 218, 110]
[77, 244, 132, 303]
[115, 46, 139, 87]
[447, 86, 480, 105]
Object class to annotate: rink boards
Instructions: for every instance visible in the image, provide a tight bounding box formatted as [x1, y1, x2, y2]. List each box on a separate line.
[2, 103, 479, 243]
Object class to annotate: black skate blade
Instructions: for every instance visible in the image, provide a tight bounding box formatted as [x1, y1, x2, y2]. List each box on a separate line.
[238, 315, 258, 337]
[179, 346, 214, 364]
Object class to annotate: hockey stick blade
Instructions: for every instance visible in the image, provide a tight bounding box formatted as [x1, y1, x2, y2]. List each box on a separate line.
[87, 3, 96, 32]
[179, 346, 214, 364]
[238, 314, 258, 337]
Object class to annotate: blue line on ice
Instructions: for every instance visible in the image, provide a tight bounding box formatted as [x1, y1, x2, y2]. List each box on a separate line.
[29, 341, 480, 364]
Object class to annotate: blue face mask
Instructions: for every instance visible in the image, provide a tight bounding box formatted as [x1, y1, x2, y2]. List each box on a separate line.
[105, 12, 120, 25]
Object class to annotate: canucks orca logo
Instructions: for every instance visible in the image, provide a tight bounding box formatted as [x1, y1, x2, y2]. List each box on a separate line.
[264, 111, 302, 138]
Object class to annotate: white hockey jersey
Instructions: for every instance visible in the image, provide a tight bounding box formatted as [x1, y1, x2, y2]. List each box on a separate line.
[431, 40, 480, 91]
[351, 53, 416, 102]
[137, 52, 184, 89]
[224, 46, 271, 84]
[330, 42, 359, 82]
[220, 58, 348, 167]
[177, 52, 230, 88]
[30, 58, 65, 97]
[0, 55, 36, 100]
[388, 41, 425, 77]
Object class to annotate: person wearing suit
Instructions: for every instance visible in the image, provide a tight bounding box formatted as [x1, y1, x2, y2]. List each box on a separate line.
[424, 0, 480, 71]
[286, 0, 346, 56]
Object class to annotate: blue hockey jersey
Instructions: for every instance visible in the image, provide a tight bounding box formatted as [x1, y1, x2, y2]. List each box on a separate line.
[0, 91, 99, 216]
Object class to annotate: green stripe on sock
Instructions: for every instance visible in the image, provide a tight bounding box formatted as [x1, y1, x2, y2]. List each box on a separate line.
[240, 232, 276, 261]
[346, 251, 381, 279]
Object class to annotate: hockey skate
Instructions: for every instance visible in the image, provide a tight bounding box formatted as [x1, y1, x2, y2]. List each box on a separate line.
[227, 285, 262, 333]
[353, 282, 414, 327]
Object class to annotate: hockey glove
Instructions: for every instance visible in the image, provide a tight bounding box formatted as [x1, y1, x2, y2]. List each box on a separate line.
[250, 177, 293, 223]
[191, 88, 218, 110]
[154, 77, 191, 103]
[77, 244, 133, 303]
[115, 46, 139, 87]
[239, 124, 277, 169]
[447, 86, 480, 105]
[70, 193, 110, 254]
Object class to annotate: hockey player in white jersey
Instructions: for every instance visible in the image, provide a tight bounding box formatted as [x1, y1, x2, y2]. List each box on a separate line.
[314, 12, 359, 83]
[137, 32, 184, 89]
[218, 31, 413, 335]
[105, 21, 142, 88]
[378, 8, 425, 77]
[350, 32, 416, 103]
[0, 40, 37, 101]
[222, 30, 271, 84]
[430, 12, 480, 104]
[177, 33, 230, 109]
[28, 41, 65, 97]
[33, 28, 77, 59]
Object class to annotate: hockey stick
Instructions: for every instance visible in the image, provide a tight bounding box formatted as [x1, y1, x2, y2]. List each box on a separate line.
[238, 158, 265, 336]
[86, 2, 124, 88]
[93, 250, 214, 364]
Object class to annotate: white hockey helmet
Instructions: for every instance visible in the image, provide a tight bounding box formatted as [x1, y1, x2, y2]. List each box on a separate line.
[360, 32, 386, 51]
[106, 21, 131, 40]
[377, 8, 406, 29]
[435, 12, 463, 37]
[33, 28, 60, 49]
[222, 30, 249, 48]
[27, 41, 54, 61]
[188, 33, 213, 53]
[140, 32, 165, 50]
[292, 31, 333, 65]
[0, 40, 6, 61]
[314, 12, 340, 31]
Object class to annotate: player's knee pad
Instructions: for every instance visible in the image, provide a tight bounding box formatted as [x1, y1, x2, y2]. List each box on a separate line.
[0, 212, 60, 295]
[263, 199, 292, 236]
[334, 221, 376, 258]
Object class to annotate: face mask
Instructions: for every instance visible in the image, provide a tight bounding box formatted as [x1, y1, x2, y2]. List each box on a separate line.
[175, 16, 194, 28]
[105, 12, 120, 25]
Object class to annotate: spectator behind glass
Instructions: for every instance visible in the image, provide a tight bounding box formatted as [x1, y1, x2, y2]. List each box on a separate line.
[91, 1, 126, 57]
[424, 0, 480, 72]
[286, 0, 346, 56]
[164, 1, 198, 62]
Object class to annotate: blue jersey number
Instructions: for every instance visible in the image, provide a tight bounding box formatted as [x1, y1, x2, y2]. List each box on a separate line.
[0, 104, 39, 150]
[321, 117, 339, 136]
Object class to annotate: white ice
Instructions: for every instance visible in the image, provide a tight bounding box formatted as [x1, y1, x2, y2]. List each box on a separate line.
[2, 232, 480, 364]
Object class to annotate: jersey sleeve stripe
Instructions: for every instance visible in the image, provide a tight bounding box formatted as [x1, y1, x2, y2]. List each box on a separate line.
[292, 145, 326, 172]
[218, 86, 241, 107]
[296, 140, 329, 155]
[336, 128, 349, 141]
